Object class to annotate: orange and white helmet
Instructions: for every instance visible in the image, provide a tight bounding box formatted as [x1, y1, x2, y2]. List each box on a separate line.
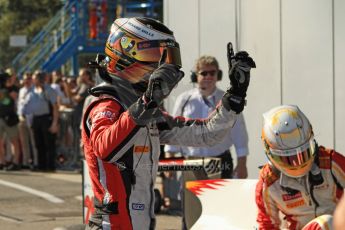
[104, 17, 182, 84]
[262, 105, 316, 178]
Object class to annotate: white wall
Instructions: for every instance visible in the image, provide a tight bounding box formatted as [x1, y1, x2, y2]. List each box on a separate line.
[239, 0, 282, 177]
[164, 0, 345, 178]
[334, 0, 345, 156]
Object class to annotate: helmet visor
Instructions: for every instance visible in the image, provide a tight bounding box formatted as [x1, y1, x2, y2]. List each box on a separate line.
[269, 138, 315, 169]
[136, 39, 182, 67]
[106, 30, 181, 67]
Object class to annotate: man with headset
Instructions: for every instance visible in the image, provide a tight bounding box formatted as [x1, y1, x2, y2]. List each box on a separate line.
[163, 55, 249, 216]
[164, 55, 249, 179]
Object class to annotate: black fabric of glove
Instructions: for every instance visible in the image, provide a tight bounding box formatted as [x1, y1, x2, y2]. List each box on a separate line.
[128, 97, 163, 126]
[228, 51, 256, 97]
[129, 63, 184, 126]
[222, 92, 246, 114]
[222, 51, 256, 113]
[144, 63, 184, 107]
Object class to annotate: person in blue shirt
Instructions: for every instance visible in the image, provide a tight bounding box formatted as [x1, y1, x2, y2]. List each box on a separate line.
[21, 70, 59, 171]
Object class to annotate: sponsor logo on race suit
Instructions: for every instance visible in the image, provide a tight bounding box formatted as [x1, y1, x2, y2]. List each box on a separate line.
[286, 199, 305, 209]
[132, 203, 145, 210]
[134, 146, 150, 154]
[282, 192, 302, 201]
[94, 110, 117, 122]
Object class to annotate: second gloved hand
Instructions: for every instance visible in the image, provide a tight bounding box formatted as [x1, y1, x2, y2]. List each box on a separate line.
[144, 63, 184, 107]
[229, 51, 256, 97]
[222, 51, 256, 113]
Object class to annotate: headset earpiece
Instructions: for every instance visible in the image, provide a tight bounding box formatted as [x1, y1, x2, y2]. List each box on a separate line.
[190, 71, 197, 83]
[217, 69, 223, 81]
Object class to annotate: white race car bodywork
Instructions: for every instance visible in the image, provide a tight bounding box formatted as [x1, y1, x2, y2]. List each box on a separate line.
[186, 179, 258, 230]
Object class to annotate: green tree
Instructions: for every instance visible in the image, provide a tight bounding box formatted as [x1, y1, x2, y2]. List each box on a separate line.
[0, 0, 62, 69]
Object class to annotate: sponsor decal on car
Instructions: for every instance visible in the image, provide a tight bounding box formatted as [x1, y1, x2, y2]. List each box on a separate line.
[186, 179, 226, 195]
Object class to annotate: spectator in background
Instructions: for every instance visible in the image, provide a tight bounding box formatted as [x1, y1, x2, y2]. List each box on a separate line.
[21, 71, 59, 171]
[0, 72, 21, 170]
[70, 68, 94, 155]
[163, 56, 249, 210]
[44, 71, 53, 85]
[4, 68, 20, 169]
[167, 55, 249, 178]
[51, 70, 63, 95]
[71, 68, 94, 127]
[52, 70, 63, 82]
[66, 77, 77, 92]
[53, 74, 74, 152]
[5, 68, 19, 103]
[17, 72, 37, 169]
[51, 71, 72, 108]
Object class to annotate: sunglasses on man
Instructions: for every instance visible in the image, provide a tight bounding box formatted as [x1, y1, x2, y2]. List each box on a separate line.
[198, 70, 218, 77]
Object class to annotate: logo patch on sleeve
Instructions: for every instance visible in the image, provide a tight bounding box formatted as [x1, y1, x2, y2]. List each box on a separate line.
[134, 146, 150, 154]
[132, 203, 145, 210]
[94, 110, 117, 122]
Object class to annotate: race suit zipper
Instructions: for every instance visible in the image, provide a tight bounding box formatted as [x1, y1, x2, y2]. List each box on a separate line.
[308, 173, 320, 217]
[304, 177, 313, 206]
[309, 184, 319, 217]
[304, 174, 319, 217]
[148, 126, 155, 218]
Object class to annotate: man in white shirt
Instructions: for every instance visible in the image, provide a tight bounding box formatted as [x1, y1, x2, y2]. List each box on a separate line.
[165, 55, 249, 179]
[17, 72, 37, 169]
[162, 56, 249, 216]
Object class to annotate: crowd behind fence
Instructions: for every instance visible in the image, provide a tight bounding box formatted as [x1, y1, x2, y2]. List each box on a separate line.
[0, 67, 95, 171]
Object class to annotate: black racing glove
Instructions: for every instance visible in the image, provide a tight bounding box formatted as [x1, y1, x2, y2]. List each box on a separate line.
[222, 43, 256, 113]
[129, 50, 184, 126]
[144, 63, 184, 108]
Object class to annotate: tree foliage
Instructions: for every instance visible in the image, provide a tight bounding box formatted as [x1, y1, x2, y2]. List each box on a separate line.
[0, 0, 63, 69]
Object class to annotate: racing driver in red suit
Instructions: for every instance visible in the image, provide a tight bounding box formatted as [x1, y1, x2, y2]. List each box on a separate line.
[256, 105, 345, 230]
[82, 17, 255, 230]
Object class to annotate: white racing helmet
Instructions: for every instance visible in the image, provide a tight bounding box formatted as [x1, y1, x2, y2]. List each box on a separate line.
[261, 105, 316, 178]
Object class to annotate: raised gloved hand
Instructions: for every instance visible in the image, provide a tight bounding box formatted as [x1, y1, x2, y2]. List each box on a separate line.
[222, 43, 256, 113]
[228, 51, 256, 97]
